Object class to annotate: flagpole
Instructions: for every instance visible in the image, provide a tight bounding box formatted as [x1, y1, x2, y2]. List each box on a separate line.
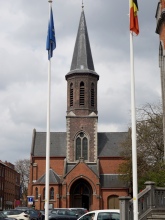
[130, 29, 138, 220]
[45, 1, 52, 220]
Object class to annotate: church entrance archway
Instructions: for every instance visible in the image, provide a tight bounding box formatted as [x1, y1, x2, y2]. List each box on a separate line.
[70, 178, 92, 210]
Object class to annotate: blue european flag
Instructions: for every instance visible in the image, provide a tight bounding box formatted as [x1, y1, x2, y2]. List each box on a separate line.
[46, 7, 56, 60]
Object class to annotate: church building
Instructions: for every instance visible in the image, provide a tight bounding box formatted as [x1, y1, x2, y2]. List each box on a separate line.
[28, 7, 129, 211]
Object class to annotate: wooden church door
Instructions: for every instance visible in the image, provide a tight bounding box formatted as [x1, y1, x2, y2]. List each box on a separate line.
[70, 179, 92, 210]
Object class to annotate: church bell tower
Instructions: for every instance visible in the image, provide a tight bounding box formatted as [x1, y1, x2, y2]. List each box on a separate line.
[65, 7, 99, 163]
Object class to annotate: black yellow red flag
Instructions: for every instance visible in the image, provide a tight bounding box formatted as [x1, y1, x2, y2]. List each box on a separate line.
[130, 0, 139, 35]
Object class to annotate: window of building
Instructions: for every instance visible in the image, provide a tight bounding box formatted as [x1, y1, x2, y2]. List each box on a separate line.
[35, 187, 38, 199]
[50, 187, 54, 200]
[70, 83, 73, 107]
[43, 188, 45, 200]
[75, 132, 88, 160]
[79, 82, 85, 106]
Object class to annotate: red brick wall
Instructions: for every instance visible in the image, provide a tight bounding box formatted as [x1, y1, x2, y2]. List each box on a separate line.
[29, 156, 129, 210]
[159, 1, 165, 46]
[99, 157, 124, 174]
[161, 0, 165, 9]
[32, 157, 65, 180]
[101, 188, 128, 209]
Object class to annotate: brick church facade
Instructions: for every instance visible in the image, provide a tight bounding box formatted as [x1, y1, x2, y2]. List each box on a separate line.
[28, 7, 129, 211]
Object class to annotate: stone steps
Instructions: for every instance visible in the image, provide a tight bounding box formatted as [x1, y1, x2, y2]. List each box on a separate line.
[147, 213, 165, 219]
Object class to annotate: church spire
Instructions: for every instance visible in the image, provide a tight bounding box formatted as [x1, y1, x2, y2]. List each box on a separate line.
[70, 9, 95, 72]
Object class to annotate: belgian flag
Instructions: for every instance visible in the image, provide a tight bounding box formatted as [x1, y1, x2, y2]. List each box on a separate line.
[130, 0, 139, 35]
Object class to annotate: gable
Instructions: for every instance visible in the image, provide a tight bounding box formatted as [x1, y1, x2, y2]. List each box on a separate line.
[66, 163, 99, 176]
[64, 161, 99, 183]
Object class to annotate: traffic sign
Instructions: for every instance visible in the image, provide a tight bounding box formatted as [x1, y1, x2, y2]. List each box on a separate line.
[27, 196, 34, 205]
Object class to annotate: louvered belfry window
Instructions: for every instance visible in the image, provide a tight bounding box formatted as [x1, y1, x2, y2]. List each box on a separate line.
[79, 82, 85, 106]
[76, 132, 88, 160]
[70, 83, 73, 107]
[91, 83, 94, 107]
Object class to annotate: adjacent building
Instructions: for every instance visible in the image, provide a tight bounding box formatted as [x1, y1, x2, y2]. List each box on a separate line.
[28, 7, 129, 211]
[156, 0, 165, 158]
[0, 161, 20, 210]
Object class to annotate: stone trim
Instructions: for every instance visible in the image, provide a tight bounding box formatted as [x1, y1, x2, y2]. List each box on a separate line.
[66, 118, 70, 162]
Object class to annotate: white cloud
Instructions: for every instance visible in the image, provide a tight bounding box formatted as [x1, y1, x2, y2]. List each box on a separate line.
[0, 0, 161, 163]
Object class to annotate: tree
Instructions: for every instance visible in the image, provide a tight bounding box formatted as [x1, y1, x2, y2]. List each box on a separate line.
[118, 102, 164, 194]
[15, 159, 30, 204]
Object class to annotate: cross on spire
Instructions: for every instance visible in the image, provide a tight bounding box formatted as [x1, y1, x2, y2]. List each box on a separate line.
[82, 0, 84, 10]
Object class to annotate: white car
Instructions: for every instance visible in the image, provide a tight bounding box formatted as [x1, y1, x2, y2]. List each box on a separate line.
[78, 209, 120, 220]
[2, 210, 30, 220]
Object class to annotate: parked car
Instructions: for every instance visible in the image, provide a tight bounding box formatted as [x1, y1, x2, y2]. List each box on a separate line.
[15, 208, 33, 211]
[24, 210, 40, 220]
[49, 209, 78, 220]
[2, 210, 30, 220]
[15, 208, 40, 220]
[0, 211, 17, 220]
[38, 211, 45, 220]
[77, 210, 120, 220]
[69, 209, 88, 218]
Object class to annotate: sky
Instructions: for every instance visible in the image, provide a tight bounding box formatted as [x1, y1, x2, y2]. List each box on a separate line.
[0, 0, 161, 164]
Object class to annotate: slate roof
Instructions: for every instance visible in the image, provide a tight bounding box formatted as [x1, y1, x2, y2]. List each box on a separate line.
[70, 10, 95, 72]
[98, 132, 127, 157]
[65, 9, 99, 81]
[35, 169, 61, 184]
[31, 131, 127, 157]
[35, 169, 128, 188]
[31, 131, 66, 157]
[100, 174, 128, 188]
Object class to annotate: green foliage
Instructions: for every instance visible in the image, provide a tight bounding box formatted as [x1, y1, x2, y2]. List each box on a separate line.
[118, 102, 164, 194]
[146, 170, 165, 187]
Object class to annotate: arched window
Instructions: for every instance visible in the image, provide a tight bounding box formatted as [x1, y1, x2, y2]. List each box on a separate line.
[76, 132, 88, 160]
[50, 187, 54, 200]
[43, 188, 45, 200]
[91, 83, 94, 107]
[70, 83, 73, 107]
[79, 82, 85, 106]
[35, 187, 38, 199]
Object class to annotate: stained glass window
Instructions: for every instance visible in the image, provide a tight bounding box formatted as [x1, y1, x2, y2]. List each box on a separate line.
[75, 133, 88, 161]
